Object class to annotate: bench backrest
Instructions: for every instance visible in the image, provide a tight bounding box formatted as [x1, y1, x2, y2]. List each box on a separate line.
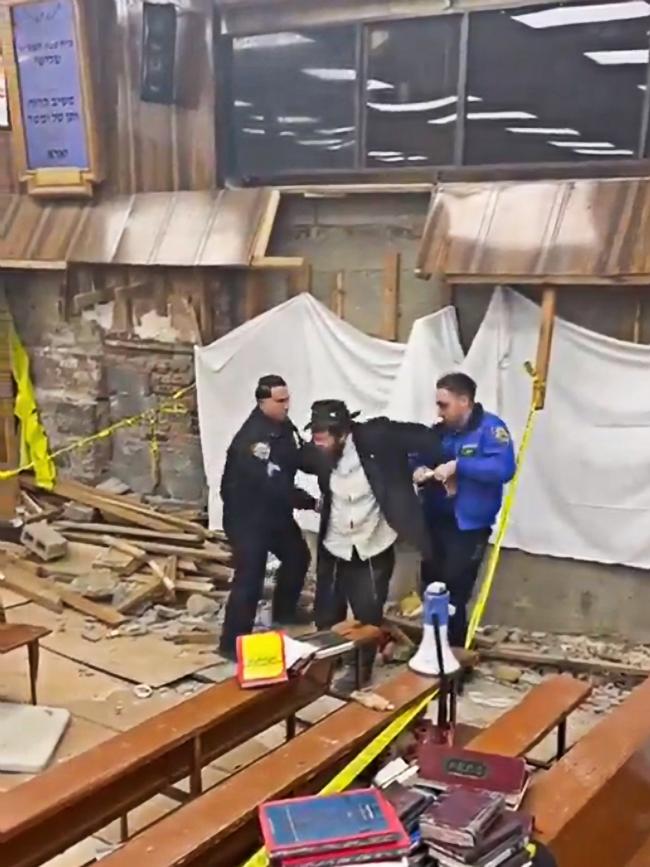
[525, 675, 650, 867]
[0, 658, 332, 867]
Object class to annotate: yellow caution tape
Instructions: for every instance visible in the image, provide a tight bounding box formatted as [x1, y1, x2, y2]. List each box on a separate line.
[0, 384, 195, 485]
[10, 327, 56, 489]
[241, 364, 541, 867]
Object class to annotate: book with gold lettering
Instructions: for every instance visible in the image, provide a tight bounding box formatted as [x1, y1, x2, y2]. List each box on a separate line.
[236, 630, 288, 688]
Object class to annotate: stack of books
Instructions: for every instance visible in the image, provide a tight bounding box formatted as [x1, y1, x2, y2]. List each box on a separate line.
[258, 788, 411, 866]
[419, 787, 533, 867]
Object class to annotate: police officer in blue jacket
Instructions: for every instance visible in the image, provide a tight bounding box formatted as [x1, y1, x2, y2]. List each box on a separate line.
[411, 372, 515, 647]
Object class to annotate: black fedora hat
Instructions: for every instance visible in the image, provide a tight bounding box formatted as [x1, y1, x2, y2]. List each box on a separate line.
[305, 399, 360, 432]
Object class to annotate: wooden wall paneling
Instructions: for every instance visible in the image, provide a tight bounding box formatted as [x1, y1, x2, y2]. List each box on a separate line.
[89, 0, 216, 195]
[331, 271, 345, 318]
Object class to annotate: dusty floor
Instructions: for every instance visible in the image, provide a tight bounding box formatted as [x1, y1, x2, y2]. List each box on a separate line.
[0, 590, 634, 867]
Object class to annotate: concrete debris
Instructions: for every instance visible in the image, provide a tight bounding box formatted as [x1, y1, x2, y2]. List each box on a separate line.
[186, 593, 220, 619]
[82, 624, 107, 642]
[493, 664, 522, 685]
[154, 604, 182, 621]
[133, 684, 154, 699]
[62, 501, 97, 522]
[95, 477, 132, 496]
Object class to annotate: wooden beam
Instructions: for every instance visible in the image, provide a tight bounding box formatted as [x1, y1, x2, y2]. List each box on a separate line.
[534, 286, 557, 410]
[243, 270, 266, 321]
[251, 256, 305, 270]
[0, 286, 19, 520]
[250, 189, 281, 261]
[330, 271, 345, 318]
[381, 251, 400, 340]
[443, 273, 650, 286]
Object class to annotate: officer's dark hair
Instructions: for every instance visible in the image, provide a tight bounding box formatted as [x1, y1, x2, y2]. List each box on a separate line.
[436, 372, 477, 402]
[255, 375, 287, 401]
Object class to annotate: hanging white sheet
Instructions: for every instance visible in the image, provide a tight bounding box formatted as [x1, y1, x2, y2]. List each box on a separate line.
[466, 287, 650, 569]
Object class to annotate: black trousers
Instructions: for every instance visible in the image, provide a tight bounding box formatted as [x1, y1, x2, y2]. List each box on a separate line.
[421, 515, 490, 648]
[314, 545, 395, 630]
[219, 518, 310, 655]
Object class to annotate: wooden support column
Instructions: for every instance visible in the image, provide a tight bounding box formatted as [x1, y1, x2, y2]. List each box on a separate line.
[243, 271, 266, 321]
[0, 286, 19, 521]
[534, 287, 557, 410]
[288, 261, 312, 296]
[381, 251, 400, 341]
[330, 271, 345, 318]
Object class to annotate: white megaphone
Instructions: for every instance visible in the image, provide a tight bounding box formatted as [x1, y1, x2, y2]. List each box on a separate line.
[409, 582, 460, 677]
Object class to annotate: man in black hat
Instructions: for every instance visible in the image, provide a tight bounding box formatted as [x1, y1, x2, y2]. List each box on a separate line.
[307, 399, 444, 691]
[218, 375, 318, 660]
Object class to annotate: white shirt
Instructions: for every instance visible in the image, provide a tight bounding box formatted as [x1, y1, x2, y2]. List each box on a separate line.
[324, 436, 397, 562]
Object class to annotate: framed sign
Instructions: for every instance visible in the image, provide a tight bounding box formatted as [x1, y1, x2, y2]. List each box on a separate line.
[0, 0, 102, 196]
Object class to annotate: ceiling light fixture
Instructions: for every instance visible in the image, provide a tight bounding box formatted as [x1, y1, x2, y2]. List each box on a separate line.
[367, 95, 482, 113]
[427, 113, 458, 125]
[276, 116, 319, 124]
[317, 126, 356, 135]
[297, 138, 345, 146]
[549, 140, 615, 147]
[241, 128, 266, 135]
[585, 49, 649, 64]
[507, 126, 580, 135]
[468, 111, 537, 120]
[513, 1, 650, 29]
[368, 150, 404, 157]
[234, 33, 315, 50]
[574, 148, 635, 154]
[234, 100, 252, 108]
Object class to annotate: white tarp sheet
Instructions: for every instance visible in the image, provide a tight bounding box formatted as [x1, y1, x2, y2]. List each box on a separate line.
[196, 286, 650, 570]
[466, 287, 650, 569]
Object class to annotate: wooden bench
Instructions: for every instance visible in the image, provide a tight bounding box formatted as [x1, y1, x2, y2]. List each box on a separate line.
[468, 673, 591, 760]
[0, 623, 51, 705]
[524, 674, 650, 867]
[98, 668, 589, 867]
[0, 656, 334, 867]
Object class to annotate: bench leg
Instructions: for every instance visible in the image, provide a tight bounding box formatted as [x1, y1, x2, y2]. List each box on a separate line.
[286, 713, 297, 741]
[557, 718, 567, 758]
[27, 640, 40, 705]
[120, 814, 129, 843]
[190, 736, 203, 798]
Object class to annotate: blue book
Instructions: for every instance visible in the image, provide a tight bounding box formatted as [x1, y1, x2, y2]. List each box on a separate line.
[259, 788, 404, 859]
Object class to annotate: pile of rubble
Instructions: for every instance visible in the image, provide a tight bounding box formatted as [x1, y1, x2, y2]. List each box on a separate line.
[0, 474, 234, 644]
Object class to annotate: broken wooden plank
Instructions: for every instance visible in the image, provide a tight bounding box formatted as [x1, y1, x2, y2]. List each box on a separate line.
[22, 477, 175, 534]
[0, 557, 63, 613]
[61, 532, 231, 563]
[478, 644, 650, 682]
[57, 587, 127, 626]
[103, 536, 175, 596]
[116, 578, 165, 614]
[54, 522, 203, 547]
[172, 632, 219, 645]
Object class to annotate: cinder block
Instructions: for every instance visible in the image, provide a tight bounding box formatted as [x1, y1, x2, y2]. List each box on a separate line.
[21, 521, 68, 562]
[62, 502, 97, 523]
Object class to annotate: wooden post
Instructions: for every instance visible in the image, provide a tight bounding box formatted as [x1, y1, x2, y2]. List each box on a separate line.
[330, 272, 345, 318]
[288, 261, 312, 296]
[0, 286, 19, 521]
[381, 252, 400, 341]
[243, 271, 265, 321]
[534, 287, 557, 410]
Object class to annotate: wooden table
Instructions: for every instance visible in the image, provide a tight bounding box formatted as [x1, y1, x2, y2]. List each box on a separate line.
[0, 623, 51, 704]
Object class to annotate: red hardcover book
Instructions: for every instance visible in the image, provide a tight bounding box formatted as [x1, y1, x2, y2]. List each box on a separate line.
[416, 744, 528, 806]
[419, 786, 505, 849]
[279, 832, 411, 867]
[429, 810, 533, 864]
[259, 789, 405, 860]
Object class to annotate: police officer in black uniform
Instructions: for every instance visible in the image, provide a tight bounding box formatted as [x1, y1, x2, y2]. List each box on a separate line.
[218, 375, 318, 659]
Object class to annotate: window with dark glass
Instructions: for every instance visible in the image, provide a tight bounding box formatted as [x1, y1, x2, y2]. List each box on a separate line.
[230, 26, 357, 178]
[364, 15, 462, 169]
[464, 1, 649, 165]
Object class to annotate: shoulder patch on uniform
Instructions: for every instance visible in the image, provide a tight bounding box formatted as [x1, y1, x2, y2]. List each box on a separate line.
[492, 425, 510, 444]
[251, 441, 271, 461]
